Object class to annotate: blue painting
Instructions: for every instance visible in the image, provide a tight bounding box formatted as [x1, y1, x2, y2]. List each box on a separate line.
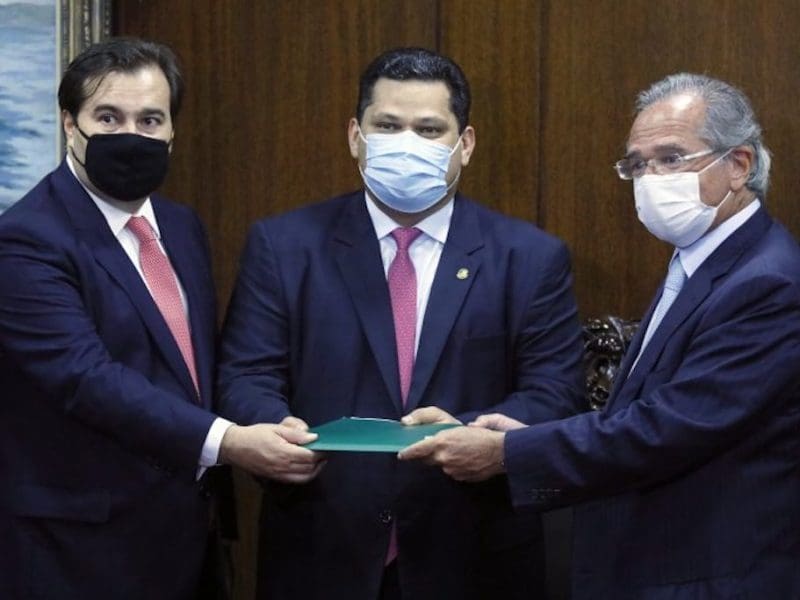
[0, 0, 58, 211]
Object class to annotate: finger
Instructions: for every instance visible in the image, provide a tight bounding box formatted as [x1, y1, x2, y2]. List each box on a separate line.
[403, 406, 455, 425]
[398, 437, 436, 460]
[472, 413, 521, 431]
[281, 416, 309, 431]
[470, 414, 500, 428]
[401, 407, 436, 425]
[279, 458, 328, 483]
[278, 425, 318, 445]
[283, 447, 323, 465]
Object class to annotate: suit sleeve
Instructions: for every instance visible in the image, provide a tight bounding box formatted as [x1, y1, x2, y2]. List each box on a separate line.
[216, 222, 293, 425]
[0, 221, 216, 470]
[457, 240, 587, 425]
[503, 272, 800, 509]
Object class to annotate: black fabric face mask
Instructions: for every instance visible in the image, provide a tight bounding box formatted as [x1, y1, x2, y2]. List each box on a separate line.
[71, 124, 170, 202]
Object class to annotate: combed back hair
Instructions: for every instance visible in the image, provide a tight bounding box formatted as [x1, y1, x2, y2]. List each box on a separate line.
[635, 73, 771, 197]
[59, 37, 184, 121]
[356, 47, 471, 133]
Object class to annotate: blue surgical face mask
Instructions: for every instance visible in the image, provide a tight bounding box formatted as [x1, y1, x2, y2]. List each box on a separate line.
[358, 128, 462, 213]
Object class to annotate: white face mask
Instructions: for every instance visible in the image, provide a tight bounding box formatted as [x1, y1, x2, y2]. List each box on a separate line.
[633, 150, 733, 248]
[358, 129, 461, 213]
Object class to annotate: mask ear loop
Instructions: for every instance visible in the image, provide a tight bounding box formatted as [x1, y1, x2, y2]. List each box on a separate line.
[698, 148, 734, 210]
[444, 135, 465, 194]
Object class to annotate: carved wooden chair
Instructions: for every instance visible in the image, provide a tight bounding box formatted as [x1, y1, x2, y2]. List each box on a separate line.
[582, 316, 640, 411]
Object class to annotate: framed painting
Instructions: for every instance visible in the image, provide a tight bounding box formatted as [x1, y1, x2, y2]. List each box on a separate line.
[0, 0, 110, 211]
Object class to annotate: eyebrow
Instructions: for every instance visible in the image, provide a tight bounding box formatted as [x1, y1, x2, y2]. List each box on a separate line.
[91, 104, 167, 118]
[370, 112, 401, 121]
[414, 116, 449, 126]
[625, 143, 686, 158]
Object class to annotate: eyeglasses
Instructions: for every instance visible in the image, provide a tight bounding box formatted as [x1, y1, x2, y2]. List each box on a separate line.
[613, 148, 719, 180]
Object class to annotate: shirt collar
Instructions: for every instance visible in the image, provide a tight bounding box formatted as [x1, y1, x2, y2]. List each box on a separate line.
[678, 199, 761, 277]
[66, 154, 160, 238]
[364, 191, 453, 245]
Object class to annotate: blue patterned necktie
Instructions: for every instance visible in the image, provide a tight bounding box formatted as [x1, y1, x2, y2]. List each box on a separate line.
[631, 255, 686, 370]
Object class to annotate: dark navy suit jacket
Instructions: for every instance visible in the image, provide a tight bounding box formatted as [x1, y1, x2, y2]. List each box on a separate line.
[0, 161, 219, 600]
[217, 191, 586, 600]
[505, 207, 800, 599]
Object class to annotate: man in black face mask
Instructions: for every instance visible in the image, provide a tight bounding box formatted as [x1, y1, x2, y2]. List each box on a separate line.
[0, 37, 319, 600]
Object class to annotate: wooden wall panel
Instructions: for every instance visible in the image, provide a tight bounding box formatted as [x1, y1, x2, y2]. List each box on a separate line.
[541, 0, 800, 318]
[440, 0, 542, 223]
[112, 2, 800, 599]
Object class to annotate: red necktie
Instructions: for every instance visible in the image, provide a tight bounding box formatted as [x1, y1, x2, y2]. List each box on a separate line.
[386, 227, 422, 566]
[127, 216, 199, 397]
[388, 227, 422, 405]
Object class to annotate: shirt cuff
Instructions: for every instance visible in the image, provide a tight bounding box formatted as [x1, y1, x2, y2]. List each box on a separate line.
[199, 417, 235, 467]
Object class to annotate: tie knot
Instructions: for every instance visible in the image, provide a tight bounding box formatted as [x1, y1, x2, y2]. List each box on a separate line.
[664, 256, 686, 292]
[127, 216, 157, 242]
[391, 227, 422, 252]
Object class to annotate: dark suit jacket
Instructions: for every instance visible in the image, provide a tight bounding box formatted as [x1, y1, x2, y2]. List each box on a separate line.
[0, 161, 219, 600]
[505, 207, 800, 599]
[217, 191, 585, 600]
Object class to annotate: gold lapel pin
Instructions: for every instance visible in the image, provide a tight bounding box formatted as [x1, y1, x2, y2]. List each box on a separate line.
[456, 268, 469, 280]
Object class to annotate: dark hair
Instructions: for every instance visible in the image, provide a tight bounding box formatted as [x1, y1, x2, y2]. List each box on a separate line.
[356, 47, 471, 133]
[58, 37, 184, 120]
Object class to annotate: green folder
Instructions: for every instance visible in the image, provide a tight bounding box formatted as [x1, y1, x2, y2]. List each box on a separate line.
[304, 417, 460, 452]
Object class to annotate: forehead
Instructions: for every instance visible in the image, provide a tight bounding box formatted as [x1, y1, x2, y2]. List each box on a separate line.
[365, 78, 455, 122]
[627, 93, 707, 154]
[81, 66, 170, 113]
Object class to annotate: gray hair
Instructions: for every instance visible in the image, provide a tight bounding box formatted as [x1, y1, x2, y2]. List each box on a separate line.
[635, 73, 771, 197]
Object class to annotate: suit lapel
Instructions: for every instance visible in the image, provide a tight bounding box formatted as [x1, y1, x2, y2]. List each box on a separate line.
[607, 291, 661, 404]
[406, 198, 483, 412]
[332, 195, 403, 410]
[55, 164, 200, 402]
[618, 272, 713, 401]
[609, 208, 773, 411]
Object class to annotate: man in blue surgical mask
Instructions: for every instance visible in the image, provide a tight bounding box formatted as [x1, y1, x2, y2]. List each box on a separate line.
[217, 47, 586, 599]
[401, 74, 800, 598]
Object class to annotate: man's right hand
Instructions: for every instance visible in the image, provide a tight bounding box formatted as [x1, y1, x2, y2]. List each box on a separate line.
[469, 413, 527, 432]
[219, 420, 326, 483]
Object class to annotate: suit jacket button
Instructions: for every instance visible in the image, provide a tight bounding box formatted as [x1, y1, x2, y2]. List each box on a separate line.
[379, 510, 393, 524]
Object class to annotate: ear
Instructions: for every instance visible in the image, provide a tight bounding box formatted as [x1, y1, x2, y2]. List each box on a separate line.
[459, 125, 476, 167]
[727, 145, 754, 192]
[347, 118, 361, 159]
[62, 110, 76, 145]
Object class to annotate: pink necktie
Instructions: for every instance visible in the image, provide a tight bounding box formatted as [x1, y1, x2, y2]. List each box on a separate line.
[386, 227, 422, 566]
[127, 216, 199, 397]
[388, 227, 422, 405]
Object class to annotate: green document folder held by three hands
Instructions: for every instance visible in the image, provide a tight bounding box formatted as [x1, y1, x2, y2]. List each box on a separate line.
[304, 417, 460, 452]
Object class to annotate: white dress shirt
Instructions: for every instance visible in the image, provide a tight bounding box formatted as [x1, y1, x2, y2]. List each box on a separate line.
[678, 199, 761, 277]
[365, 193, 453, 355]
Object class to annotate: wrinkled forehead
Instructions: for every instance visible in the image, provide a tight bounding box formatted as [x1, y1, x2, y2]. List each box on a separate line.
[626, 93, 707, 155]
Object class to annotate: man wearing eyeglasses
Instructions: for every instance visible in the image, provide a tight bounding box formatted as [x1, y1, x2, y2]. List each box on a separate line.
[401, 73, 800, 598]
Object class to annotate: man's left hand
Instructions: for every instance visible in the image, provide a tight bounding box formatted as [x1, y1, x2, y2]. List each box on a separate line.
[398, 426, 506, 482]
[401, 406, 461, 425]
